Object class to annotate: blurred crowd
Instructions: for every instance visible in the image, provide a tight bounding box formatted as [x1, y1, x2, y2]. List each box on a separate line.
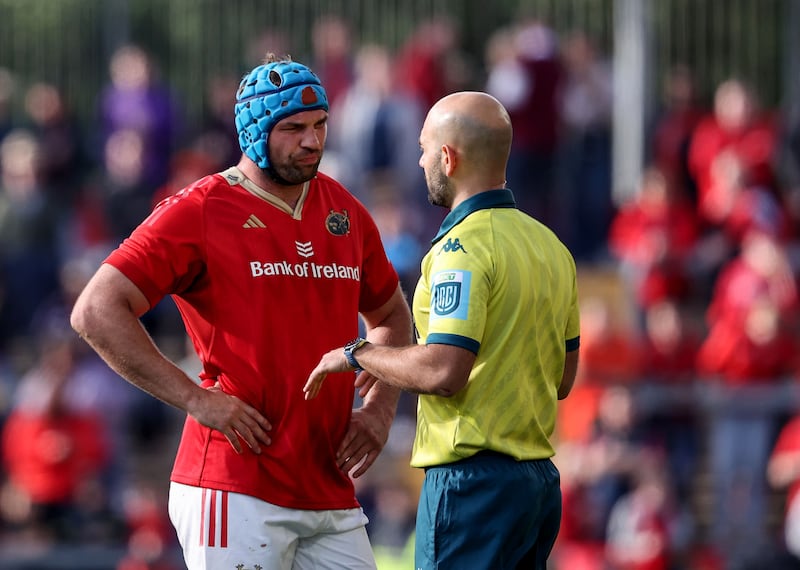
[1, 13, 800, 570]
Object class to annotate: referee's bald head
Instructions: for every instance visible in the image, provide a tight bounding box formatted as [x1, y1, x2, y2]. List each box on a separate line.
[426, 91, 512, 177]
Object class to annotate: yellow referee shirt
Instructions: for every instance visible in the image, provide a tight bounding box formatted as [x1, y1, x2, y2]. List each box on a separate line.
[410, 189, 580, 467]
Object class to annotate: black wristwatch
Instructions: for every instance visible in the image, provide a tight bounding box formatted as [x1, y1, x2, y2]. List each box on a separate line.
[343, 337, 369, 371]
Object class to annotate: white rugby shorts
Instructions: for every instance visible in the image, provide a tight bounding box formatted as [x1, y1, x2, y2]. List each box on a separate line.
[168, 482, 377, 570]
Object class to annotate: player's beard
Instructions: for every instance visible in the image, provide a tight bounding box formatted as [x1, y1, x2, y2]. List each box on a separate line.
[266, 152, 321, 186]
[425, 158, 453, 208]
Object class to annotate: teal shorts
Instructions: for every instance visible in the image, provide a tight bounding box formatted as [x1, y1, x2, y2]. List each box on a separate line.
[415, 451, 561, 570]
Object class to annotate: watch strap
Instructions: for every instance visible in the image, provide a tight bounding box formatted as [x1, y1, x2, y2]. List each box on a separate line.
[344, 337, 369, 371]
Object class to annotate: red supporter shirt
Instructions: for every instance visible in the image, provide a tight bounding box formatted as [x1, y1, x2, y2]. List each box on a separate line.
[609, 202, 698, 266]
[688, 114, 778, 223]
[771, 417, 800, 510]
[696, 317, 797, 384]
[104, 167, 399, 510]
[2, 411, 108, 504]
[705, 258, 798, 326]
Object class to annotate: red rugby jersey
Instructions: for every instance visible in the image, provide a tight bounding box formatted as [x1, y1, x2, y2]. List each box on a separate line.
[105, 167, 399, 509]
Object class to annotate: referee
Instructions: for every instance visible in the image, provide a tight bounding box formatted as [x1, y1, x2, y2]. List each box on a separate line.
[305, 91, 580, 569]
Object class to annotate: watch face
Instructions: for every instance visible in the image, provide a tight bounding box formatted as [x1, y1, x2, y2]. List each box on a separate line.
[346, 338, 365, 351]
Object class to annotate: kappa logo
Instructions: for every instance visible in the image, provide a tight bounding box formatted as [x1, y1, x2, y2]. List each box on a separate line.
[243, 214, 266, 228]
[295, 241, 314, 258]
[439, 237, 468, 254]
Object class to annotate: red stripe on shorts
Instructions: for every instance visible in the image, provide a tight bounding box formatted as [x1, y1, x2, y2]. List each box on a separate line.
[220, 491, 229, 548]
[208, 490, 217, 547]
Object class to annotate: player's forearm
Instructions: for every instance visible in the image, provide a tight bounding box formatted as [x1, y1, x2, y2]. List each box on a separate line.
[71, 293, 202, 413]
[360, 379, 400, 426]
[362, 285, 414, 347]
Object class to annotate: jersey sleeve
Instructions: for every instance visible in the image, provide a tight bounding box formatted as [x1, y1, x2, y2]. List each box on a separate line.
[104, 186, 206, 308]
[565, 260, 581, 351]
[424, 223, 490, 354]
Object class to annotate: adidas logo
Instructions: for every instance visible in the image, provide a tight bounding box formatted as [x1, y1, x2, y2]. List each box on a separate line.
[243, 214, 266, 228]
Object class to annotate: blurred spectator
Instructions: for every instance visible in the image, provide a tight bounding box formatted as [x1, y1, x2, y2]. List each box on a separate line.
[638, 301, 701, 500]
[61, 179, 115, 259]
[245, 28, 292, 69]
[484, 20, 564, 224]
[23, 82, 86, 202]
[609, 166, 699, 320]
[97, 44, 181, 189]
[328, 44, 426, 206]
[395, 17, 469, 110]
[150, 149, 218, 206]
[777, 107, 800, 230]
[703, 229, 799, 331]
[369, 185, 424, 297]
[0, 68, 14, 145]
[361, 466, 417, 553]
[555, 30, 614, 261]
[553, 440, 606, 570]
[697, 280, 799, 564]
[769, 412, 800, 564]
[648, 64, 704, 205]
[0, 129, 62, 348]
[94, 128, 157, 242]
[557, 295, 639, 445]
[700, 149, 790, 246]
[640, 301, 699, 384]
[604, 459, 677, 570]
[29, 252, 156, 525]
[191, 73, 241, 170]
[0, 328, 111, 544]
[687, 148, 791, 306]
[562, 386, 662, 546]
[698, 293, 798, 383]
[311, 15, 355, 110]
[688, 78, 780, 228]
[115, 482, 182, 570]
[575, 295, 641, 386]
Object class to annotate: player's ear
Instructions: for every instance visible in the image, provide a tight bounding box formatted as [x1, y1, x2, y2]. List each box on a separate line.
[441, 144, 457, 176]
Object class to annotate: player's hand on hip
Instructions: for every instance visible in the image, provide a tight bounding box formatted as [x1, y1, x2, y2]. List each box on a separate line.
[188, 382, 272, 454]
[337, 404, 392, 479]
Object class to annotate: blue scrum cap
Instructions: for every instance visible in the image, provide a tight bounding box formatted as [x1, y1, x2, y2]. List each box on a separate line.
[234, 60, 329, 169]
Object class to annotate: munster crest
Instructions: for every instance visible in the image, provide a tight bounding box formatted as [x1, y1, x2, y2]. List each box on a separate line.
[326, 209, 351, 236]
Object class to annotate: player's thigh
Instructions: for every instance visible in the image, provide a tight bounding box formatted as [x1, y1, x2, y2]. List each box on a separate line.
[293, 524, 377, 570]
[168, 482, 299, 570]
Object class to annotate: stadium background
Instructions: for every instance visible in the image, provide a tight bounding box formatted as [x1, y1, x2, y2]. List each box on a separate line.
[0, 0, 792, 122]
[0, 0, 799, 569]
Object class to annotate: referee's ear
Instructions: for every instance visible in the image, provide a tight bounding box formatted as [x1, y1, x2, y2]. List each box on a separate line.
[441, 144, 458, 177]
